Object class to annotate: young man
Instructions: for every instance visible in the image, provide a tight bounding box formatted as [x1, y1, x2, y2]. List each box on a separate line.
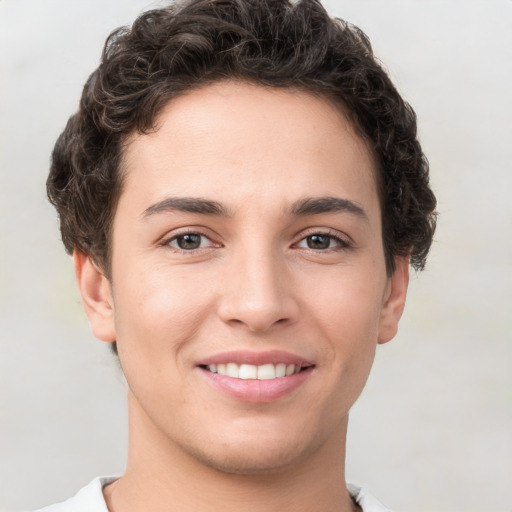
[36, 0, 436, 510]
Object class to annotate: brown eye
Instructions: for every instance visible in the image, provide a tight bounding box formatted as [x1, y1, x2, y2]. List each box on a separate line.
[306, 234, 331, 250]
[170, 233, 205, 250]
[296, 232, 348, 251]
[178, 234, 201, 249]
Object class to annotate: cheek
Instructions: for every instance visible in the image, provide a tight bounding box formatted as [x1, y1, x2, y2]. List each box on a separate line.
[111, 263, 214, 357]
[307, 267, 384, 338]
[304, 267, 384, 388]
[111, 266, 214, 414]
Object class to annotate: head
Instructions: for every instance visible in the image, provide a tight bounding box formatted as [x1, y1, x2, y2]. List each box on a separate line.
[47, 0, 436, 477]
[48, 0, 436, 280]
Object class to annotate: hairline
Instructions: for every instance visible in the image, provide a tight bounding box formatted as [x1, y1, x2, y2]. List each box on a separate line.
[97, 79, 388, 280]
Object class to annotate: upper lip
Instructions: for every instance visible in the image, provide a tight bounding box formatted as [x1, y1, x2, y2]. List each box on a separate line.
[197, 350, 314, 367]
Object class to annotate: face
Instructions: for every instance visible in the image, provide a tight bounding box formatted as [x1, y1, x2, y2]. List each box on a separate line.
[77, 81, 408, 475]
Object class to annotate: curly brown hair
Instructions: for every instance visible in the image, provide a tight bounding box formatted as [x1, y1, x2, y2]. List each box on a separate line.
[48, 0, 436, 278]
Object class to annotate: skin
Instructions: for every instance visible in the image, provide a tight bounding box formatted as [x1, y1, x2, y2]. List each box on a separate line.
[75, 81, 409, 512]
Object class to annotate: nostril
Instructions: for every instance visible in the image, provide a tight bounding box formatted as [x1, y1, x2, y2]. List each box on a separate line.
[217, 285, 300, 333]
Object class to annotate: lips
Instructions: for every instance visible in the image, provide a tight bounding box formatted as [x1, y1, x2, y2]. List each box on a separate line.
[198, 349, 313, 367]
[196, 350, 314, 402]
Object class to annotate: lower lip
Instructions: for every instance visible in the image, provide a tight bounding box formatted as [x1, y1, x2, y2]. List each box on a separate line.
[198, 367, 314, 403]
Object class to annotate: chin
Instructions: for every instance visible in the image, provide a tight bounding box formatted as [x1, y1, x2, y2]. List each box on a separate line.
[190, 443, 306, 476]
[180, 423, 325, 476]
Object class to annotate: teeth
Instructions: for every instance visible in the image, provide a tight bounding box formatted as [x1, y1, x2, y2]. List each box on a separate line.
[226, 363, 239, 378]
[239, 364, 257, 379]
[207, 362, 303, 380]
[257, 363, 275, 380]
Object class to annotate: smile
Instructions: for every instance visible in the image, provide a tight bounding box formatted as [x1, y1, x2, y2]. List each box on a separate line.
[203, 362, 304, 380]
[196, 350, 315, 402]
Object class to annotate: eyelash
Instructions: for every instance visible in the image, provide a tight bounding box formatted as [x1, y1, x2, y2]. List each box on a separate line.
[294, 230, 352, 252]
[162, 229, 218, 253]
[161, 229, 351, 254]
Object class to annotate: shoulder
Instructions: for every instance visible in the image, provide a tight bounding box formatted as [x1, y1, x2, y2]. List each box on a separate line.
[347, 483, 392, 512]
[31, 477, 388, 512]
[31, 476, 118, 512]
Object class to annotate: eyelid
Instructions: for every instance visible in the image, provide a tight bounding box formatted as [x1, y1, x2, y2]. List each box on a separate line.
[158, 226, 352, 253]
[160, 227, 222, 252]
[294, 228, 353, 250]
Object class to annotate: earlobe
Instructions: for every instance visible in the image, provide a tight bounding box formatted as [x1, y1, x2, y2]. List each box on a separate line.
[377, 257, 409, 344]
[73, 251, 116, 343]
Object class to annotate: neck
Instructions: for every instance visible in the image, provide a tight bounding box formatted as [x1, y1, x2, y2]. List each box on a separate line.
[104, 392, 358, 512]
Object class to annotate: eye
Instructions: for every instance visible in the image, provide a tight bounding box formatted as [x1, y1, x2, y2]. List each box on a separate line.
[167, 232, 213, 251]
[296, 233, 348, 251]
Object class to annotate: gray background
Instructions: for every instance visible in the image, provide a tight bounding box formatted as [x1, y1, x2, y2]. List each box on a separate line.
[1, 1, 511, 511]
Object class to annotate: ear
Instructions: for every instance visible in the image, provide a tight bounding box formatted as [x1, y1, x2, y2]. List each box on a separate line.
[377, 257, 409, 344]
[73, 251, 116, 343]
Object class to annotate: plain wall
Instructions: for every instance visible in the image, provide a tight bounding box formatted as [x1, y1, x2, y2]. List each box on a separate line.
[1, 1, 511, 510]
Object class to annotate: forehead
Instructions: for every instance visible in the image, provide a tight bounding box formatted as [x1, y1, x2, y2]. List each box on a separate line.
[119, 81, 379, 218]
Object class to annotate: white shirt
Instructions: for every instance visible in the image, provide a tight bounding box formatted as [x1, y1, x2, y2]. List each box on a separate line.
[32, 477, 391, 512]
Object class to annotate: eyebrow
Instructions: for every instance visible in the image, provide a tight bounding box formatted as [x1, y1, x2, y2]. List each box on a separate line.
[142, 197, 229, 218]
[141, 195, 367, 221]
[291, 196, 368, 220]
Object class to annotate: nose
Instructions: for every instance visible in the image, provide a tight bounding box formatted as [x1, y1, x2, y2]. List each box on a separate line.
[217, 245, 300, 333]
